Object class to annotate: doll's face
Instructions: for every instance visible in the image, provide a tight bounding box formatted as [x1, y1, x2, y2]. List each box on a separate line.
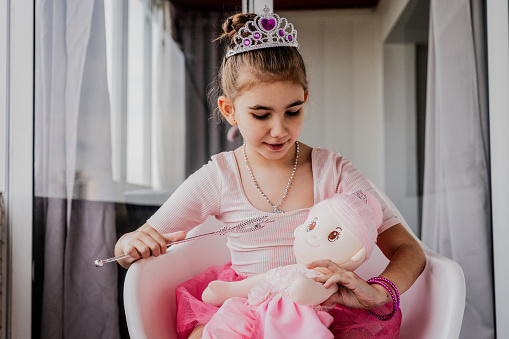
[294, 202, 365, 272]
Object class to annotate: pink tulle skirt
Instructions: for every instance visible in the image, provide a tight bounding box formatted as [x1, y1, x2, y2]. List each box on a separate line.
[175, 263, 401, 339]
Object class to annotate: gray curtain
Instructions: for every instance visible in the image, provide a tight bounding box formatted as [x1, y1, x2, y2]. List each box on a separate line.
[421, 1, 493, 338]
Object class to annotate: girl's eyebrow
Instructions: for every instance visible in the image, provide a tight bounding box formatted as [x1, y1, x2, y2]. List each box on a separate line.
[287, 100, 305, 108]
[248, 105, 271, 111]
[248, 100, 305, 111]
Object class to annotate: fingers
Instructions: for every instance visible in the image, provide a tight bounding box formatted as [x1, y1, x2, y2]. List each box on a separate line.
[122, 227, 186, 260]
[306, 259, 346, 274]
[163, 230, 187, 245]
[314, 270, 358, 288]
[320, 293, 340, 307]
[313, 271, 383, 309]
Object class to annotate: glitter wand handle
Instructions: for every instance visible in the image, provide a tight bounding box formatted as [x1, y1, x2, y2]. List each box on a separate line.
[95, 216, 275, 267]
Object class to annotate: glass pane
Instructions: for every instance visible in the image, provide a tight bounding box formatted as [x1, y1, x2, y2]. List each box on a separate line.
[127, 0, 148, 186]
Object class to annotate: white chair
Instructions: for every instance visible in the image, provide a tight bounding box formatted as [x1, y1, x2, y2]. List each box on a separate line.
[123, 187, 466, 339]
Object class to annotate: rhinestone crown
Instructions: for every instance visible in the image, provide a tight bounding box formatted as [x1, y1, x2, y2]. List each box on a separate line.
[226, 6, 299, 59]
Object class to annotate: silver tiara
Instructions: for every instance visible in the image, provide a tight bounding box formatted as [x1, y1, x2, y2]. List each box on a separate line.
[226, 6, 299, 59]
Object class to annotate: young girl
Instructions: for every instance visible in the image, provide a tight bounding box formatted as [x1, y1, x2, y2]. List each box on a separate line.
[115, 8, 426, 339]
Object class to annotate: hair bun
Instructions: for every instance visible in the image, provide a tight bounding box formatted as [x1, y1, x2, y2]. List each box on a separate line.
[220, 13, 257, 45]
[222, 16, 235, 35]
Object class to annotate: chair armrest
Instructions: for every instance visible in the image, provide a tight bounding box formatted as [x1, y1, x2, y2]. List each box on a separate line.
[124, 217, 230, 339]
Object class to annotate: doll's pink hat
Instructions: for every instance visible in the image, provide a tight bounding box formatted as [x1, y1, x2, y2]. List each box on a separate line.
[324, 190, 382, 259]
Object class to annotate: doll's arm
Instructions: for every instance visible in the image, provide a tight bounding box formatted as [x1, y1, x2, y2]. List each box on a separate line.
[202, 273, 267, 306]
[288, 271, 338, 306]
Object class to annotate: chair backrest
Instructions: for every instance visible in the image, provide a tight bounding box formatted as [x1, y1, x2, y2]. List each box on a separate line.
[124, 188, 465, 339]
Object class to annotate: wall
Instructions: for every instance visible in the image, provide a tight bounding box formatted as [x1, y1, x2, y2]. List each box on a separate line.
[281, 0, 425, 234]
[382, 44, 420, 234]
[282, 9, 385, 187]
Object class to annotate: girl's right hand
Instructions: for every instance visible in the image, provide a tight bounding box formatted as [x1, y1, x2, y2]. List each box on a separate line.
[115, 223, 186, 268]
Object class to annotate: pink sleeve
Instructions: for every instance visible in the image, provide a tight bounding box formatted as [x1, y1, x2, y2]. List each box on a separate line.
[335, 157, 400, 234]
[146, 158, 222, 234]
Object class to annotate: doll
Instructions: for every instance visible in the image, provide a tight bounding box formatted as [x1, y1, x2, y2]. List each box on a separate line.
[201, 190, 382, 338]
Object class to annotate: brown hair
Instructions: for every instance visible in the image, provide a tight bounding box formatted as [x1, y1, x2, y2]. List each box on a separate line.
[212, 13, 308, 120]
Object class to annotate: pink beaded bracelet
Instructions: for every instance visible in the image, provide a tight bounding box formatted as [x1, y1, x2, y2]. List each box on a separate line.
[366, 277, 400, 321]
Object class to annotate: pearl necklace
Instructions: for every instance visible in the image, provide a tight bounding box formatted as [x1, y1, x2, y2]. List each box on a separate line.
[243, 141, 299, 213]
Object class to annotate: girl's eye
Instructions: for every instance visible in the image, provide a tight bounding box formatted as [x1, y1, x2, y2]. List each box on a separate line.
[252, 113, 270, 120]
[328, 230, 340, 242]
[286, 109, 301, 117]
[307, 217, 318, 231]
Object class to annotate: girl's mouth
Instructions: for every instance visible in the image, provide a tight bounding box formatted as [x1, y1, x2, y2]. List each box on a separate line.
[265, 142, 285, 151]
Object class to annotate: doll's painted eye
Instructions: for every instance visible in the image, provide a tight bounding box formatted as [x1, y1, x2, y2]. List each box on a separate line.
[328, 229, 341, 242]
[307, 217, 318, 231]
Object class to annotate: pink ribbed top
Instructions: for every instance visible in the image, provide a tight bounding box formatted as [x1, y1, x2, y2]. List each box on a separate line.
[147, 148, 399, 277]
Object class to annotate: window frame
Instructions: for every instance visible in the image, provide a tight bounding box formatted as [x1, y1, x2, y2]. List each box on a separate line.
[106, 0, 156, 191]
[3, 0, 34, 337]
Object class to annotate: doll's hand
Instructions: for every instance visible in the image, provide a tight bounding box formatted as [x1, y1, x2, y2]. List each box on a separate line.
[307, 259, 390, 309]
[288, 271, 338, 306]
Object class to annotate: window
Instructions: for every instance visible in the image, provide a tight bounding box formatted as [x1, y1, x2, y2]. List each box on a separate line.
[104, 0, 185, 202]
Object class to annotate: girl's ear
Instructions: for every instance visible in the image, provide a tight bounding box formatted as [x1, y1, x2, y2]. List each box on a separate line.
[304, 90, 309, 103]
[218, 96, 237, 125]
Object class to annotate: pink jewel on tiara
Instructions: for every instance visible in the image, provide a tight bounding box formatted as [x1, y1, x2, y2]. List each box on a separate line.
[225, 6, 300, 59]
[261, 18, 276, 30]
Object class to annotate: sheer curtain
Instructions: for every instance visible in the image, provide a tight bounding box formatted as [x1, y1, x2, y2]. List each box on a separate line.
[34, 0, 120, 338]
[33, 0, 221, 337]
[152, 3, 186, 191]
[171, 8, 242, 176]
[422, 1, 493, 338]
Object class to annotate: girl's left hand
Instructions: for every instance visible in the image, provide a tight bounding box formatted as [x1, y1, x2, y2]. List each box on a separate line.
[307, 259, 389, 309]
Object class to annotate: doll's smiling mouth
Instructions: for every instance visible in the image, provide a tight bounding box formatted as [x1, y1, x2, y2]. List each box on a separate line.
[305, 237, 320, 247]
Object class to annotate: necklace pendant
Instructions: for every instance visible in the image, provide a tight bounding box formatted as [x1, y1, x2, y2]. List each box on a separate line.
[270, 207, 284, 213]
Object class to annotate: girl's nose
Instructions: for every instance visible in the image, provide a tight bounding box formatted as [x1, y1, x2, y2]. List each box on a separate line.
[270, 117, 287, 137]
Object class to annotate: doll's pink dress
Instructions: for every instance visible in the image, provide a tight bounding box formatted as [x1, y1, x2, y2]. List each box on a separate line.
[202, 265, 335, 339]
[201, 264, 401, 338]
[178, 263, 401, 339]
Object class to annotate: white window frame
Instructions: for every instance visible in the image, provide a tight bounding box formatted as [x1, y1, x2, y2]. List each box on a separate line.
[106, 0, 154, 191]
[0, 0, 8, 194]
[1, 0, 34, 337]
[0, 0, 9, 337]
[487, 1, 509, 338]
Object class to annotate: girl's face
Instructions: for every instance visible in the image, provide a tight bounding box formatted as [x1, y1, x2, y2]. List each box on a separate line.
[293, 202, 365, 273]
[220, 79, 308, 161]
